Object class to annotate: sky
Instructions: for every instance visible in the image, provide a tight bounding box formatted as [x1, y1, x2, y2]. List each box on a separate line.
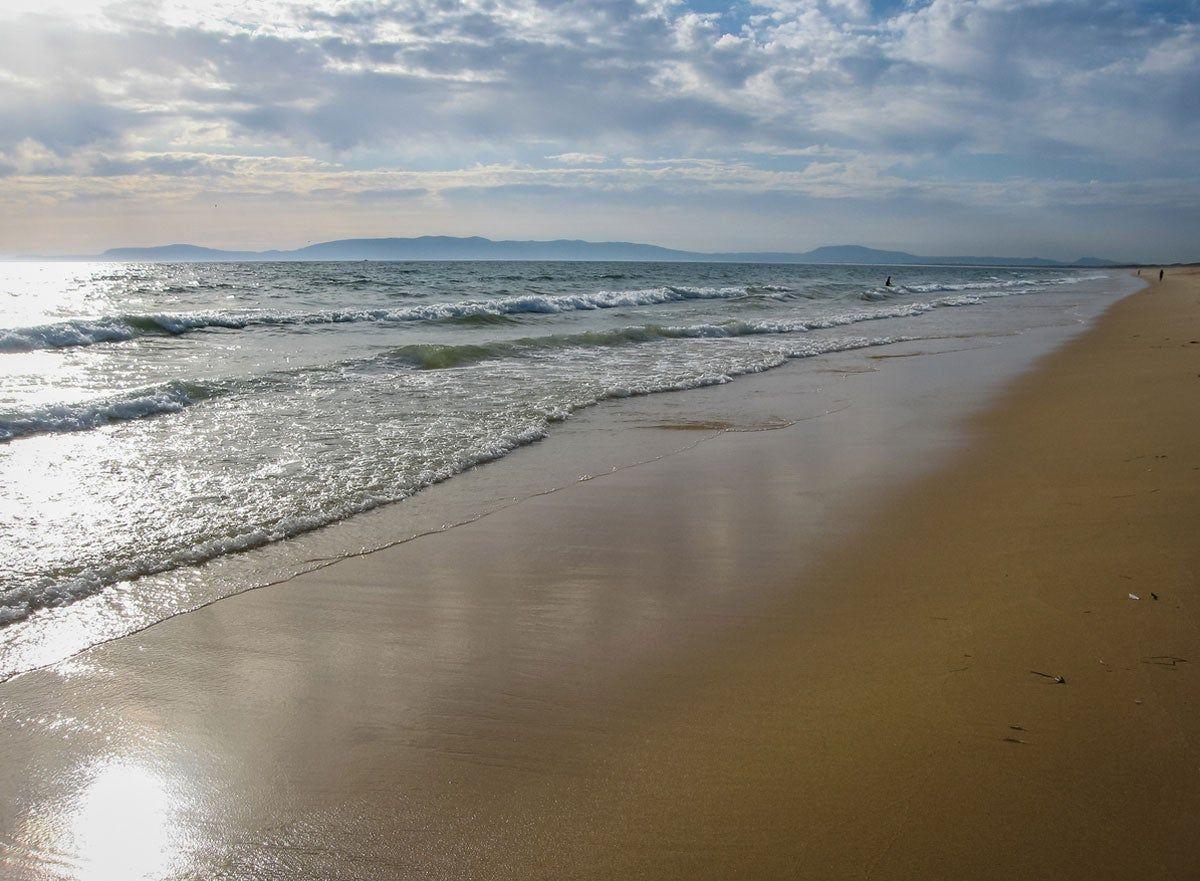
[0, 0, 1197, 261]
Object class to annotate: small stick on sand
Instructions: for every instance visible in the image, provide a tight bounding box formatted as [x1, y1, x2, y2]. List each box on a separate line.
[1030, 670, 1067, 684]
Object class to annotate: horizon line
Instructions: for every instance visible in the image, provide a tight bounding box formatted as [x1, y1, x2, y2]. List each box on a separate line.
[4, 234, 1153, 266]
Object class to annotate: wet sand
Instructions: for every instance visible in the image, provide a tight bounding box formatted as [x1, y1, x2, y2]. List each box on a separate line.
[2, 270, 1197, 879]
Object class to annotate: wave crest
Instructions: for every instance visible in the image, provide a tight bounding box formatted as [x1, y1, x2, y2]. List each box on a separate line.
[0, 381, 222, 441]
[0, 286, 753, 353]
[0, 290, 1005, 441]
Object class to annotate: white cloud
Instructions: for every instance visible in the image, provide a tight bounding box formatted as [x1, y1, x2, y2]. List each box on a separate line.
[0, 0, 1197, 258]
[546, 152, 608, 164]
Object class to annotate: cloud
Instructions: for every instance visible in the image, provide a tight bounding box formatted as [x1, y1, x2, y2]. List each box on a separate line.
[547, 153, 608, 164]
[0, 0, 1198, 259]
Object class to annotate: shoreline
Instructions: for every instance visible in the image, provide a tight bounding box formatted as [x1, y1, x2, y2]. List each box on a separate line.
[0, 271, 1127, 681]
[4, 270, 1197, 879]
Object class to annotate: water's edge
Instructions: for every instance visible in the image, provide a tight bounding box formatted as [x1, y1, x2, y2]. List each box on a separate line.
[0, 272, 1141, 681]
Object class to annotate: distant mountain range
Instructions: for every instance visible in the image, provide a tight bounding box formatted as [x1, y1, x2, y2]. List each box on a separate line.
[79, 237, 1117, 267]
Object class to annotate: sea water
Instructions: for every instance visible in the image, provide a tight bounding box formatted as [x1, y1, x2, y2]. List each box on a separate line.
[0, 260, 1122, 673]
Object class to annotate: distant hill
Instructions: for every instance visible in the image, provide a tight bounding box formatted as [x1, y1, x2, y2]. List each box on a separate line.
[99, 243, 279, 261]
[287, 236, 691, 262]
[90, 237, 1118, 267]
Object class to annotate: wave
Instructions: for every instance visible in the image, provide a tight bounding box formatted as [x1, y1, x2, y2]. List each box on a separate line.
[0, 291, 998, 441]
[861, 273, 1098, 300]
[0, 332, 907, 627]
[0, 380, 227, 441]
[0, 318, 142, 351]
[385, 293, 988, 369]
[0, 285, 754, 353]
[2, 275, 1097, 354]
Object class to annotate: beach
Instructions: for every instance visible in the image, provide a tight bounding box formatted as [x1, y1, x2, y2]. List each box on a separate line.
[1, 268, 1197, 879]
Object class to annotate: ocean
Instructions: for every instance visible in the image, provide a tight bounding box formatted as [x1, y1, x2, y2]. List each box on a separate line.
[0, 260, 1123, 676]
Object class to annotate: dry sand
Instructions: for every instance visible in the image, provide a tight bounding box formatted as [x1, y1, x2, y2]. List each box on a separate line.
[1, 270, 1197, 880]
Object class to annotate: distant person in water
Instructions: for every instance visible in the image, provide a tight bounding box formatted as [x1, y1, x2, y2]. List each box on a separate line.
[1159, 269, 1164, 281]
[885, 275, 892, 287]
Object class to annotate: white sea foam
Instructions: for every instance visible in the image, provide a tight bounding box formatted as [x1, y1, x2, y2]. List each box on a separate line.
[864, 274, 1098, 299]
[0, 277, 1093, 353]
[0, 332, 907, 625]
[0, 289, 1006, 439]
[0, 319, 139, 351]
[0, 419, 554, 625]
[0, 382, 217, 441]
[0, 286, 755, 353]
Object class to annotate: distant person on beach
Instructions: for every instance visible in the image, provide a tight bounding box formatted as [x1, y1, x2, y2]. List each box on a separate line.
[1159, 269, 1164, 281]
[885, 275, 892, 287]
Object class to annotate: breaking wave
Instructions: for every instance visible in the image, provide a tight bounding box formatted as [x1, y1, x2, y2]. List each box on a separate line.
[860, 274, 1098, 300]
[1, 291, 992, 441]
[386, 293, 988, 369]
[0, 380, 226, 441]
[0, 285, 756, 353]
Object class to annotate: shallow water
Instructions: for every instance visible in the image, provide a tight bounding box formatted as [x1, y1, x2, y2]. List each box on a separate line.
[0, 260, 1121, 673]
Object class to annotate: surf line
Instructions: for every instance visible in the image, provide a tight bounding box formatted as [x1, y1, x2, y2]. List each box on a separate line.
[0, 401, 854, 685]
